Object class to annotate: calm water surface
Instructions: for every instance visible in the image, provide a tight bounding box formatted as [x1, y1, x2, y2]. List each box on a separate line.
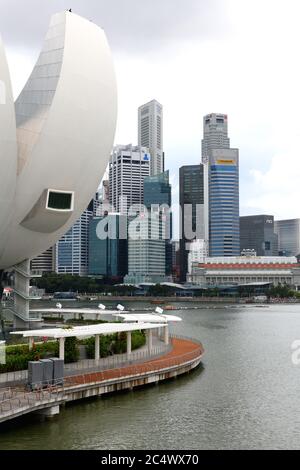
[1, 302, 300, 450]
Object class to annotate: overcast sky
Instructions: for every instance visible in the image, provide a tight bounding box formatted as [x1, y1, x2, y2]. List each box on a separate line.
[1, 0, 300, 223]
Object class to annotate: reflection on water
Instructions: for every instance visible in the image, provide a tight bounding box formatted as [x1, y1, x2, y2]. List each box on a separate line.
[1, 302, 300, 450]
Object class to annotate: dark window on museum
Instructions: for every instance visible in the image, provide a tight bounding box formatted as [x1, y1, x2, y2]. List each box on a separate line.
[48, 191, 72, 210]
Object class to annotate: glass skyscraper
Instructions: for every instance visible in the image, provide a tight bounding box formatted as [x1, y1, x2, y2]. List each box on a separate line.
[88, 214, 128, 279]
[179, 165, 206, 282]
[56, 209, 92, 276]
[208, 149, 240, 257]
[144, 171, 171, 207]
[144, 171, 172, 275]
[274, 219, 300, 257]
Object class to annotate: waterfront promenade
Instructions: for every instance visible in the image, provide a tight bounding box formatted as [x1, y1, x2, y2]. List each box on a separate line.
[0, 336, 204, 424]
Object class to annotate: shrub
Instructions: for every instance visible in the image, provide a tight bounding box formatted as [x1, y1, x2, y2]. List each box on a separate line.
[64, 337, 80, 363]
[83, 330, 146, 359]
[0, 341, 59, 373]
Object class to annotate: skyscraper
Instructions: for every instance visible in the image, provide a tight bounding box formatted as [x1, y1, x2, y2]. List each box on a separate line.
[88, 214, 128, 279]
[179, 164, 207, 282]
[124, 209, 166, 285]
[144, 171, 171, 208]
[240, 215, 278, 256]
[274, 219, 300, 256]
[144, 171, 172, 275]
[109, 145, 150, 214]
[55, 209, 92, 276]
[208, 148, 240, 257]
[138, 100, 164, 175]
[202, 113, 230, 163]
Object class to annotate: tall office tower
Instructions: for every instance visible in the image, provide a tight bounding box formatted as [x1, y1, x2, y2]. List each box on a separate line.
[88, 214, 128, 280]
[138, 99, 164, 175]
[179, 165, 208, 282]
[240, 215, 278, 256]
[55, 209, 92, 276]
[124, 209, 166, 285]
[274, 219, 300, 256]
[202, 113, 230, 163]
[109, 145, 150, 214]
[144, 171, 172, 275]
[31, 247, 55, 273]
[208, 149, 240, 257]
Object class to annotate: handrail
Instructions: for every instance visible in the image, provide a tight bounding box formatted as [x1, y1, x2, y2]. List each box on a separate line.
[0, 379, 66, 416]
[0, 337, 204, 419]
[64, 337, 204, 389]
[0, 340, 172, 385]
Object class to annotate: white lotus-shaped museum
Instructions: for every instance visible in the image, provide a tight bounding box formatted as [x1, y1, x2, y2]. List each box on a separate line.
[0, 10, 117, 271]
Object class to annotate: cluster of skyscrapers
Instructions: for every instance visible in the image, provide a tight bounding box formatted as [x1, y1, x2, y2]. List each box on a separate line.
[32, 100, 172, 284]
[32, 106, 300, 286]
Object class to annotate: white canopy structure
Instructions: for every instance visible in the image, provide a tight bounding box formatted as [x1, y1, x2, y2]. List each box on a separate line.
[11, 321, 171, 361]
[11, 322, 163, 339]
[114, 313, 182, 323]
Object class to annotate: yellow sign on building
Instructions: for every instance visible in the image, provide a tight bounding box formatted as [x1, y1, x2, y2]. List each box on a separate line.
[217, 159, 235, 165]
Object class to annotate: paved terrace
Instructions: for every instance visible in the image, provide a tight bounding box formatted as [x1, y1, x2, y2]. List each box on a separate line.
[0, 336, 204, 424]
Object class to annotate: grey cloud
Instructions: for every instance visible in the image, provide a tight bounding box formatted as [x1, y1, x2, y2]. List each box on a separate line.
[0, 0, 230, 55]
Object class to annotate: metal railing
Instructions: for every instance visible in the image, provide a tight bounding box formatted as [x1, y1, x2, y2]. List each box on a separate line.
[0, 341, 171, 386]
[64, 337, 204, 389]
[170, 334, 204, 346]
[0, 379, 65, 417]
[0, 336, 204, 420]
[64, 342, 171, 375]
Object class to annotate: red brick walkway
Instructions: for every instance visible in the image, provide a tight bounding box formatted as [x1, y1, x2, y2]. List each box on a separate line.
[65, 338, 204, 387]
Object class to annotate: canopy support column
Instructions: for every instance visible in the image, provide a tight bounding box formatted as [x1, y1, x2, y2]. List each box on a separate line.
[164, 325, 169, 345]
[28, 337, 34, 351]
[147, 329, 153, 354]
[59, 337, 65, 361]
[127, 331, 132, 358]
[95, 334, 100, 361]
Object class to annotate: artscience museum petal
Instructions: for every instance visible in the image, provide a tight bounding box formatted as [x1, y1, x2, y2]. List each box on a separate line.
[0, 35, 17, 265]
[0, 10, 117, 270]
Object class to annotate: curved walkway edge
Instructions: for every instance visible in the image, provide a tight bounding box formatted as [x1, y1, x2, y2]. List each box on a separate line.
[0, 337, 204, 424]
